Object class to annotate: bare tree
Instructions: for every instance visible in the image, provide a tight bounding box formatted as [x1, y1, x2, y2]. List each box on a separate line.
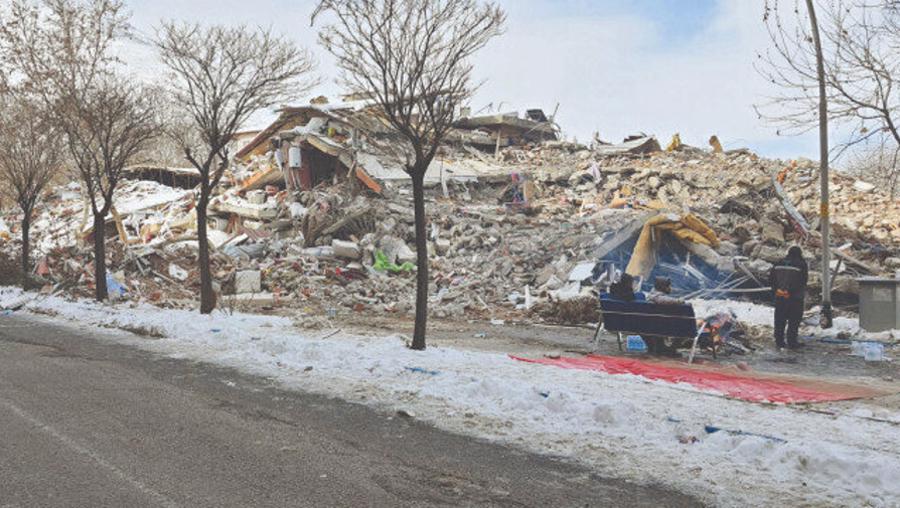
[312, 0, 505, 350]
[0, 0, 128, 105]
[846, 138, 900, 196]
[0, 94, 64, 284]
[758, 0, 900, 163]
[153, 23, 316, 314]
[0, 0, 159, 301]
[63, 78, 160, 300]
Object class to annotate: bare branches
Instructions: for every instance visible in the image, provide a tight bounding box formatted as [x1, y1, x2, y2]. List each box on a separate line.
[757, 0, 900, 158]
[0, 92, 65, 279]
[0, 0, 159, 217]
[312, 0, 505, 174]
[0, 0, 129, 105]
[847, 136, 900, 196]
[0, 0, 158, 300]
[312, 0, 504, 351]
[153, 23, 316, 314]
[60, 76, 160, 216]
[0, 93, 63, 214]
[153, 22, 317, 189]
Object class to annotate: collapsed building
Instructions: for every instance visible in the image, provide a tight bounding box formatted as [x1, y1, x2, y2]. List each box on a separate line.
[1, 96, 898, 329]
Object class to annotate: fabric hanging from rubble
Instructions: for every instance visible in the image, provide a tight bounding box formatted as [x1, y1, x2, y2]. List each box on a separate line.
[625, 213, 719, 280]
[511, 354, 886, 404]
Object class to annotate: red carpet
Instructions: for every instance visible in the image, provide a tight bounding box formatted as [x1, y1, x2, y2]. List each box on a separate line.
[511, 354, 880, 404]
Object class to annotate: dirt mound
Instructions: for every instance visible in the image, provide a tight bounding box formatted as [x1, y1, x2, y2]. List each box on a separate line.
[531, 296, 600, 325]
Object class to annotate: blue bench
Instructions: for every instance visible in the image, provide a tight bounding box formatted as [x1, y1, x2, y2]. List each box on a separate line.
[594, 294, 709, 363]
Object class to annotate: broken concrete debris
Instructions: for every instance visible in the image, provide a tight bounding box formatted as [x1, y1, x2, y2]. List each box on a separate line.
[235, 270, 262, 294]
[331, 239, 361, 260]
[1, 99, 898, 327]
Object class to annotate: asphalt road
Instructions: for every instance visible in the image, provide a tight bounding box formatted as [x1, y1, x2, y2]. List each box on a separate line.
[0, 314, 702, 507]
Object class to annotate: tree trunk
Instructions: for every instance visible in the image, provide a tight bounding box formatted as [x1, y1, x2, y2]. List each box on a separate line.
[93, 213, 108, 302]
[410, 170, 429, 351]
[20, 212, 31, 288]
[197, 192, 215, 314]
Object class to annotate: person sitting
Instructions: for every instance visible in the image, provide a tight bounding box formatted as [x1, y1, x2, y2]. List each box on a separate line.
[638, 277, 682, 357]
[647, 277, 684, 306]
[609, 273, 636, 301]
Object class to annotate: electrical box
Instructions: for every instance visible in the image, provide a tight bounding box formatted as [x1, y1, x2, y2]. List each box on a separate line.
[857, 277, 900, 333]
[288, 146, 302, 168]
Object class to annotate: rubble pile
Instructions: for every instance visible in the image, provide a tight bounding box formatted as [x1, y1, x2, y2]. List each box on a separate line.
[494, 143, 900, 304]
[2, 110, 899, 324]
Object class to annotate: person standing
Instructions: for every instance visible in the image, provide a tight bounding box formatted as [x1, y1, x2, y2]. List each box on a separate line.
[769, 246, 809, 350]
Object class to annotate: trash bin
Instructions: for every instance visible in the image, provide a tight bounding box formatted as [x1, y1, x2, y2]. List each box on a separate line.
[857, 277, 900, 333]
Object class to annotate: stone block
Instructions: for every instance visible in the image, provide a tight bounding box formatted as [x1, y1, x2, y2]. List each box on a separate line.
[235, 270, 262, 294]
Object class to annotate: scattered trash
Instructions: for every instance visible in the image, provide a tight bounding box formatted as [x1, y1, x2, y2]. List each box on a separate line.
[396, 409, 415, 419]
[704, 425, 786, 444]
[168, 263, 188, 282]
[404, 366, 439, 376]
[318, 329, 342, 340]
[864, 343, 885, 362]
[626, 335, 648, 353]
[106, 273, 127, 299]
[372, 250, 415, 273]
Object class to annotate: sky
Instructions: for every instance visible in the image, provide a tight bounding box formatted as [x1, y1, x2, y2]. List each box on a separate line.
[123, 0, 820, 160]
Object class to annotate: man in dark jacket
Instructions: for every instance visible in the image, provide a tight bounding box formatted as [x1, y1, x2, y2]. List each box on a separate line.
[768, 246, 809, 350]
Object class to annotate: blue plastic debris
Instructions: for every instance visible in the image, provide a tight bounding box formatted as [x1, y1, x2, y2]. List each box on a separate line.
[1, 309, 13, 316]
[538, 391, 550, 398]
[704, 425, 786, 444]
[404, 367, 439, 376]
[819, 337, 852, 345]
[210, 328, 222, 333]
[626, 335, 647, 353]
[106, 273, 127, 298]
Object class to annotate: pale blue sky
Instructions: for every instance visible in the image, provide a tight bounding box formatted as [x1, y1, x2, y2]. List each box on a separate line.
[124, 0, 819, 161]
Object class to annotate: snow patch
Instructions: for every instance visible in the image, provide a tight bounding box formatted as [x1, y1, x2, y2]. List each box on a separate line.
[2, 287, 899, 507]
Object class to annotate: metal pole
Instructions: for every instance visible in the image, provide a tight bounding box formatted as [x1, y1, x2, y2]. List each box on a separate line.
[806, 0, 833, 328]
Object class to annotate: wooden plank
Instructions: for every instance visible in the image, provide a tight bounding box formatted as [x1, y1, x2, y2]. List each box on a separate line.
[832, 248, 880, 275]
[772, 176, 811, 237]
[240, 165, 284, 192]
[355, 166, 383, 194]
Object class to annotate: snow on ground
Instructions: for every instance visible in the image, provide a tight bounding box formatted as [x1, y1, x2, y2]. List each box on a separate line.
[2, 287, 899, 507]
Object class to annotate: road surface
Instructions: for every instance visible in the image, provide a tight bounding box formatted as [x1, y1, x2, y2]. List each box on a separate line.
[0, 314, 702, 507]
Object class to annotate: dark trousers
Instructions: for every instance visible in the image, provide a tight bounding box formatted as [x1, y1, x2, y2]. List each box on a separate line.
[774, 297, 804, 347]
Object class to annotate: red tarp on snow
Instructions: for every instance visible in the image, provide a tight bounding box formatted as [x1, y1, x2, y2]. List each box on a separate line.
[511, 354, 882, 404]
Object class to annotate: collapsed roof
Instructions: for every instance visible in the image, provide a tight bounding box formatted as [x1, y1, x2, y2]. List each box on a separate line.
[232, 99, 560, 192]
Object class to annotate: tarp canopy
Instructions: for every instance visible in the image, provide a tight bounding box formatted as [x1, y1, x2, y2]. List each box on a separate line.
[625, 213, 719, 280]
[511, 354, 885, 404]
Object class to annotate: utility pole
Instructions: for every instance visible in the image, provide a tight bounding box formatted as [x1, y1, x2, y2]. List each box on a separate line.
[806, 0, 833, 328]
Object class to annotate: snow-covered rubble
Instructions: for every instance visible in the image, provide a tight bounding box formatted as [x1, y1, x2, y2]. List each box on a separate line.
[2, 286, 898, 507]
